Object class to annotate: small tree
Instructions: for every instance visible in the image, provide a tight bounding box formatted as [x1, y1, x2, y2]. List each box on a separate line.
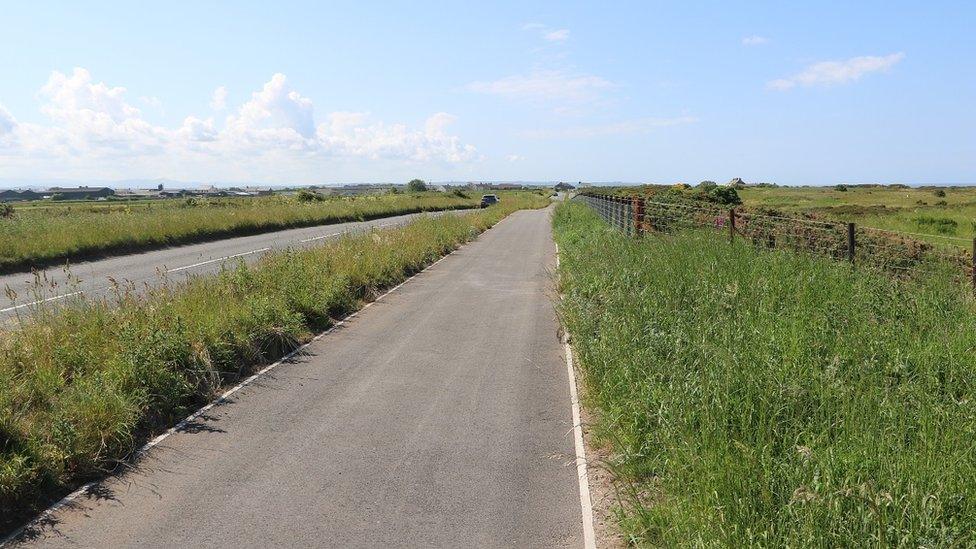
[698, 180, 718, 190]
[835, 184, 848, 192]
[297, 189, 324, 202]
[407, 179, 427, 192]
[709, 186, 742, 206]
[934, 189, 947, 197]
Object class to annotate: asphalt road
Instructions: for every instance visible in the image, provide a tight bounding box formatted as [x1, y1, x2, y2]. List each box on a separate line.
[0, 209, 465, 321]
[13, 207, 583, 548]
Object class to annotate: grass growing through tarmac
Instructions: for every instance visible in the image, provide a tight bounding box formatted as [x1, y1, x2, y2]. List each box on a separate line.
[0, 192, 549, 527]
[553, 201, 976, 546]
[0, 192, 480, 273]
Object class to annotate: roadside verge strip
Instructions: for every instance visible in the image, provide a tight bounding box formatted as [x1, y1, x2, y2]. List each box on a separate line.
[555, 243, 597, 549]
[1, 240, 462, 547]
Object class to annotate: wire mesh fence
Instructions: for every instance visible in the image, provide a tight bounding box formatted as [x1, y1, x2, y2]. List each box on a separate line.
[575, 192, 976, 288]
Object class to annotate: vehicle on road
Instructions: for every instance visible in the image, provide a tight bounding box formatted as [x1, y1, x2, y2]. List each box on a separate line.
[480, 194, 499, 208]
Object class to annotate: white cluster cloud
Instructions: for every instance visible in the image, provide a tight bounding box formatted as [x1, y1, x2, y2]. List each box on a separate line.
[210, 86, 228, 111]
[521, 116, 699, 139]
[318, 111, 476, 162]
[0, 68, 478, 171]
[544, 29, 570, 42]
[522, 23, 570, 43]
[0, 104, 16, 135]
[467, 70, 613, 105]
[742, 35, 768, 46]
[224, 73, 317, 152]
[769, 53, 905, 90]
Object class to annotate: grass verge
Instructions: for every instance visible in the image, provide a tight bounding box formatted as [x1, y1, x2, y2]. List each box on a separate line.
[553, 201, 976, 546]
[0, 192, 549, 529]
[0, 192, 483, 274]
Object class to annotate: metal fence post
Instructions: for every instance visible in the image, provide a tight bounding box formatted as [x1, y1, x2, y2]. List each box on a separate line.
[616, 197, 623, 232]
[847, 223, 856, 264]
[626, 199, 632, 236]
[632, 196, 644, 236]
[617, 197, 623, 231]
[612, 197, 617, 230]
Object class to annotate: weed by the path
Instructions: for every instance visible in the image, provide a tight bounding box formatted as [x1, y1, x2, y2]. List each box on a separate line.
[554, 201, 976, 546]
[0, 192, 548, 527]
[0, 192, 480, 273]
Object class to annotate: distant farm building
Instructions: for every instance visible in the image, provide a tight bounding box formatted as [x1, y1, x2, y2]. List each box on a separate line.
[243, 186, 273, 196]
[46, 186, 115, 200]
[0, 189, 41, 202]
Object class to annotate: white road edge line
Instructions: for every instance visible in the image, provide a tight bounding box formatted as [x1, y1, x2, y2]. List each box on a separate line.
[555, 243, 597, 549]
[3, 221, 402, 313]
[165, 247, 271, 273]
[1, 215, 434, 312]
[299, 232, 341, 243]
[1, 244, 461, 548]
[0, 291, 85, 313]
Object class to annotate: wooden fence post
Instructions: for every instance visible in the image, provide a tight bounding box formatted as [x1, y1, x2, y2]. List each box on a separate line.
[728, 208, 736, 244]
[971, 238, 976, 294]
[847, 223, 856, 264]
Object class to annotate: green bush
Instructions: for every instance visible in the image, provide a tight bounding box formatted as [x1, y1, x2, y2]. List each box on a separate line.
[296, 189, 324, 202]
[914, 215, 957, 234]
[709, 186, 742, 205]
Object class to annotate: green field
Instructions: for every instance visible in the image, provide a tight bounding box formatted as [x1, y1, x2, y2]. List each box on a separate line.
[738, 185, 976, 245]
[0, 192, 493, 273]
[587, 184, 976, 247]
[554, 201, 976, 546]
[0, 192, 550, 526]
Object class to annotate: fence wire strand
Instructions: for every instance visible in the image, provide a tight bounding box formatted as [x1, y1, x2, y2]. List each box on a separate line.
[575, 193, 975, 286]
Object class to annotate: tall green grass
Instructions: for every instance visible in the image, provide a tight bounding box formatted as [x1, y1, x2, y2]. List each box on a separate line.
[0, 192, 481, 273]
[0, 192, 549, 528]
[554, 201, 976, 546]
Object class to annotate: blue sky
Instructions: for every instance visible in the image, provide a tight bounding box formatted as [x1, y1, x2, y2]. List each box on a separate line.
[0, 1, 973, 186]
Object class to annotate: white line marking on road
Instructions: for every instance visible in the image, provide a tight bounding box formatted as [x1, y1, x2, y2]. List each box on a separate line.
[165, 248, 271, 273]
[0, 213, 451, 317]
[0, 291, 84, 313]
[299, 221, 400, 243]
[0, 241, 462, 548]
[555, 244, 597, 549]
[299, 232, 341, 243]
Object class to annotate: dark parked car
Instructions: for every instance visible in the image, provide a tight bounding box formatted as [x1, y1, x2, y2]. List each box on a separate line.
[480, 194, 499, 208]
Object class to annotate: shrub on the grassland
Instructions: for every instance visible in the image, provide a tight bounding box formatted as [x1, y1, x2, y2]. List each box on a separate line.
[296, 189, 325, 202]
[914, 214, 958, 235]
[554, 201, 976, 546]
